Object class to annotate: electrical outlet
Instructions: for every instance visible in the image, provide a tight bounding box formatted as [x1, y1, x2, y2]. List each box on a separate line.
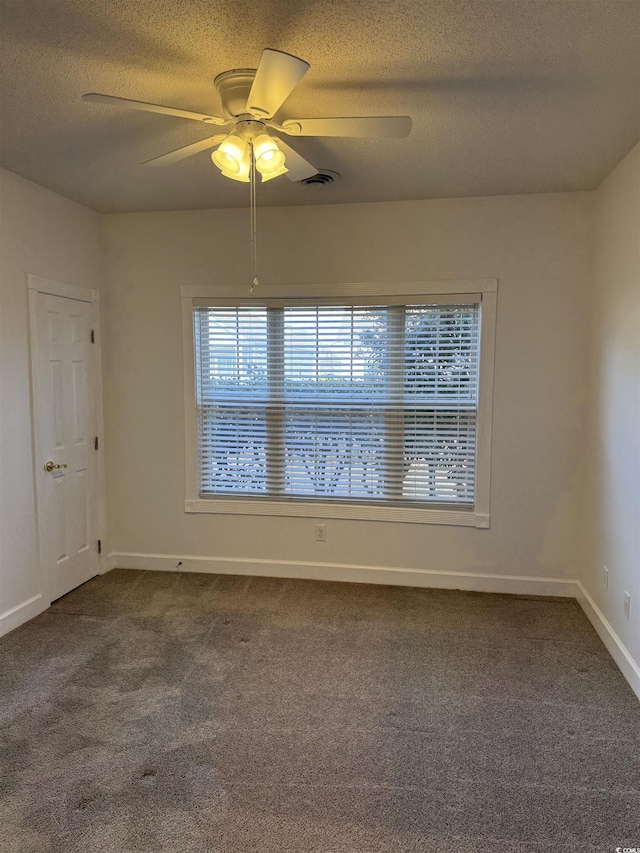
[623, 592, 631, 619]
[315, 523, 327, 542]
[602, 566, 609, 591]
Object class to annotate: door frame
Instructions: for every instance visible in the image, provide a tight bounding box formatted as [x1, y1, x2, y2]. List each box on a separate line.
[27, 275, 107, 605]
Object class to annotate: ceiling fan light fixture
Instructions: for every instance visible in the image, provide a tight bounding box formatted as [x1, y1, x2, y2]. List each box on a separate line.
[211, 132, 248, 172]
[212, 149, 251, 182]
[83, 48, 413, 293]
[260, 164, 289, 182]
[222, 169, 250, 182]
[253, 133, 285, 175]
[212, 149, 240, 174]
[219, 145, 251, 181]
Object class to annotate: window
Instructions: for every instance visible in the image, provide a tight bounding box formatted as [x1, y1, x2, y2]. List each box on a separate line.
[183, 282, 496, 527]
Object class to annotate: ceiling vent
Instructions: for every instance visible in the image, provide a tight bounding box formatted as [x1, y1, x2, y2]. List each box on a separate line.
[300, 169, 341, 187]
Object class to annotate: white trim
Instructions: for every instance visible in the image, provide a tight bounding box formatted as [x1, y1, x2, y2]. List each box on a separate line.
[182, 292, 199, 511]
[27, 274, 100, 303]
[0, 595, 47, 638]
[194, 294, 484, 308]
[107, 551, 575, 597]
[182, 279, 498, 300]
[27, 275, 107, 603]
[181, 279, 497, 528]
[184, 498, 489, 527]
[474, 289, 497, 520]
[576, 581, 640, 701]
[27, 285, 51, 604]
[91, 302, 108, 574]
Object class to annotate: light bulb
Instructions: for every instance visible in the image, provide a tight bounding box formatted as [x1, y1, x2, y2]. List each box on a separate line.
[253, 133, 285, 175]
[212, 150, 239, 174]
[211, 133, 247, 175]
[212, 140, 251, 181]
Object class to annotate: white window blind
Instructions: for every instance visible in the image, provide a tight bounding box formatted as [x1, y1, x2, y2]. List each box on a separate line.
[194, 301, 481, 508]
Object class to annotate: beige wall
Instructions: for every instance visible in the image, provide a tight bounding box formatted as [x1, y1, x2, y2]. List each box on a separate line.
[102, 191, 592, 585]
[0, 168, 103, 624]
[582, 143, 640, 665]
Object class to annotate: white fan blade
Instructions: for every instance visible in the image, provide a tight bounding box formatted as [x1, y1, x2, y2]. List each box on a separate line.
[142, 135, 227, 167]
[281, 116, 412, 138]
[276, 139, 318, 181]
[246, 49, 310, 119]
[82, 93, 229, 125]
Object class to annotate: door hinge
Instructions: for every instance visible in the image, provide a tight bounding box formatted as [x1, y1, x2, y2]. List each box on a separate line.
[90, 330, 95, 343]
[98, 539, 102, 554]
[94, 436, 99, 450]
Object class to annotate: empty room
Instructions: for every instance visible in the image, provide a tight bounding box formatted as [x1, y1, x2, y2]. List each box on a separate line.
[1, 0, 639, 850]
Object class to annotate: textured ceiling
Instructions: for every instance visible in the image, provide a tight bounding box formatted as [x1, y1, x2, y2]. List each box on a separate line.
[1, 0, 638, 213]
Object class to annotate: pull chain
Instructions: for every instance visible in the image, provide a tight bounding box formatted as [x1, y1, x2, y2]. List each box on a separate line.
[249, 143, 259, 295]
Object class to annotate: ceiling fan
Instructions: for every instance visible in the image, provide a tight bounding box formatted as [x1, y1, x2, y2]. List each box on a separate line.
[82, 48, 413, 183]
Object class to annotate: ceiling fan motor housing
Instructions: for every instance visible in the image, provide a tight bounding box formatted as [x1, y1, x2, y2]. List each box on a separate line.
[214, 69, 257, 119]
[235, 119, 267, 141]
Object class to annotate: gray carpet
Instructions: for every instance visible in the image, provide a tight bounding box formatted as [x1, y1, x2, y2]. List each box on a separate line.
[1, 569, 639, 853]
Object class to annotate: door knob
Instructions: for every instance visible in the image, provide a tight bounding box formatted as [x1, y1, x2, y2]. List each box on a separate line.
[44, 461, 67, 472]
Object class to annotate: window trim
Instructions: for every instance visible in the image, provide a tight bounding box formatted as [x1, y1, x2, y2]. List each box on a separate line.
[182, 280, 497, 528]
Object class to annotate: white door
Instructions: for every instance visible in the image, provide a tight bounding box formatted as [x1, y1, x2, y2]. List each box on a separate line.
[33, 291, 100, 601]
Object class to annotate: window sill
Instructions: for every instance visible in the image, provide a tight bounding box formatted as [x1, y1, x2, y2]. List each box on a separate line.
[185, 498, 490, 528]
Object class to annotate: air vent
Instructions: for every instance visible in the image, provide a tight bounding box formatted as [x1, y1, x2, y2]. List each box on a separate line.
[301, 170, 341, 187]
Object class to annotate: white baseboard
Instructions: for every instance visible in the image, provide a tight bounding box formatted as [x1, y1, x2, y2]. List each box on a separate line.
[107, 551, 577, 597]
[0, 594, 47, 638]
[576, 581, 640, 701]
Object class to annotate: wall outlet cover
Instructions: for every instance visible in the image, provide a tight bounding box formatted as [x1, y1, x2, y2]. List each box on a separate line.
[315, 523, 327, 542]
